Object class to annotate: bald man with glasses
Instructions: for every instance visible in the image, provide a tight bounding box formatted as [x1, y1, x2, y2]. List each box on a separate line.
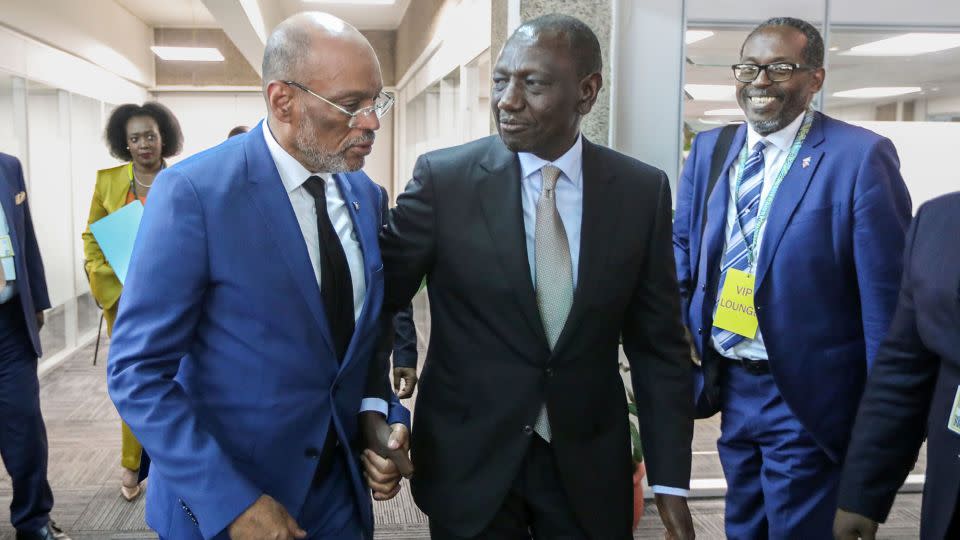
[107, 13, 410, 540]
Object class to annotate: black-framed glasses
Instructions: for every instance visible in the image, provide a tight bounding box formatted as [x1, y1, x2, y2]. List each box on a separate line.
[283, 81, 395, 128]
[731, 63, 816, 83]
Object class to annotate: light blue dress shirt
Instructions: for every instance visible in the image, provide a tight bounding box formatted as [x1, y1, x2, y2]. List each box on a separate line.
[517, 135, 688, 498]
[0, 197, 18, 304]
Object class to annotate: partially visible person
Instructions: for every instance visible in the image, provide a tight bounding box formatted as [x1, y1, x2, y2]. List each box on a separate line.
[0, 152, 70, 540]
[673, 17, 912, 538]
[228, 125, 249, 138]
[81, 101, 183, 502]
[374, 185, 419, 399]
[106, 12, 409, 540]
[835, 191, 960, 540]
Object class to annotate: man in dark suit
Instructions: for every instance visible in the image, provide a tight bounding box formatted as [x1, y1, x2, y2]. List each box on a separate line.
[673, 17, 912, 538]
[834, 191, 960, 540]
[0, 153, 70, 540]
[375, 14, 695, 540]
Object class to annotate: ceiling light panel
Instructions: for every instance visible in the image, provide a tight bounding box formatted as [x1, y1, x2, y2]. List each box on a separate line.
[685, 30, 714, 45]
[685, 84, 737, 101]
[832, 87, 922, 98]
[151, 46, 224, 61]
[842, 33, 960, 56]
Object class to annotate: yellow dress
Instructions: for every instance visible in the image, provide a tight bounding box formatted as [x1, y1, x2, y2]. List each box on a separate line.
[81, 163, 145, 471]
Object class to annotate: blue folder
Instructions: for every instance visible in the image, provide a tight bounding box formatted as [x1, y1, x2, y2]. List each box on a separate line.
[89, 201, 144, 285]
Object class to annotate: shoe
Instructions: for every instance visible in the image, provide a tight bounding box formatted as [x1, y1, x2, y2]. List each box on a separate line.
[15, 520, 72, 540]
[121, 466, 142, 501]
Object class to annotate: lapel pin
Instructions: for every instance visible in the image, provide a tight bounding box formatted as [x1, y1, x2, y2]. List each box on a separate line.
[353, 201, 360, 211]
[801, 156, 811, 169]
[14, 191, 26, 205]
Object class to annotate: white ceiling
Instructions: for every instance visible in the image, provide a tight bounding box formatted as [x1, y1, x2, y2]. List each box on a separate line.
[684, 27, 960, 129]
[114, 0, 217, 27]
[115, 0, 410, 30]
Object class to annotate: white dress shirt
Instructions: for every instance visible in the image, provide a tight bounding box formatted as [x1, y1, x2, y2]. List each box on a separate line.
[262, 120, 386, 415]
[0, 196, 17, 304]
[712, 111, 806, 361]
[518, 134, 687, 497]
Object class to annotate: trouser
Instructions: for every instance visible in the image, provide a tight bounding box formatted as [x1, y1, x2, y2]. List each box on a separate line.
[0, 298, 54, 533]
[106, 304, 142, 472]
[718, 359, 839, 540]
[429, 437, 589, 540]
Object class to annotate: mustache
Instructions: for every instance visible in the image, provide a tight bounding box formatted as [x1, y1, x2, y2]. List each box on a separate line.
[742, 89, 784, 99]
[345, 131, 375, 147]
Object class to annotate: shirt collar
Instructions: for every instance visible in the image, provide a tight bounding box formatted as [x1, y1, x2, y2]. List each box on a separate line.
[261, 118, 332, 193]
[746, 110, 806, 153]
[517, 134, 583, 187]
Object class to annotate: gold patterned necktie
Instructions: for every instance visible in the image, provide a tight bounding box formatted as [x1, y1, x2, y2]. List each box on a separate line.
[533, 164, 574, 442]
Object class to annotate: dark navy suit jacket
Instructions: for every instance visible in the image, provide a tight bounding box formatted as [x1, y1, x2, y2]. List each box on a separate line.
[107, 123, 408, 540]
[0, 152, 50, 357]
[673, 112, 912, 462]
[838, 192, 960, 540]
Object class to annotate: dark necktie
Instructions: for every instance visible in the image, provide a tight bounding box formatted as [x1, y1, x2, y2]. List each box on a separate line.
[303, 176, 355, 362]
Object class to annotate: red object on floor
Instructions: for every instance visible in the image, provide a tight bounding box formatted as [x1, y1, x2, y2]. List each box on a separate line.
[633, 462, 646, 529]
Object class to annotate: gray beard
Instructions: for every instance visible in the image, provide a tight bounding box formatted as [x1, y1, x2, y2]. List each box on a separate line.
[294, 106, 352, 173]
[750, 117, 788, 136]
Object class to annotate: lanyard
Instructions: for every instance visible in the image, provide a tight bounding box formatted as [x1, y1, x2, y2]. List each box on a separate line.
[733, 110, 815, 268]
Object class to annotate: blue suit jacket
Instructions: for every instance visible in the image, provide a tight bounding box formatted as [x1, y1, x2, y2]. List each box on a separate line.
[0, 153, 50, 357]
[673, 112, 912, 461]
[107, 123, 408, 540]
[838, 192, 960, 540]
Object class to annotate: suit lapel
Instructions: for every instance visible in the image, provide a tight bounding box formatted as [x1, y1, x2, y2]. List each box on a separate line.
[243, 123, 336, 357]
[477, 138, 547, 344]
[552, 139, 617, 354]
[0, 170, 18, 248]
[331, 172, 377, 374]
[754, 113, 826, 289]
[699, 125, 746, 291]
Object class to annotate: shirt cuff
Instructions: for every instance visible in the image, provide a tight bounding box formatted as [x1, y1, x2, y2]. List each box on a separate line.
[359, 398, 388, 416]
[651, 485, 689, 497]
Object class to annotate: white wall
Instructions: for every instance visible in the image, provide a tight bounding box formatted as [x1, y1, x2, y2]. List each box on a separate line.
[851, 121, 960, 210]
[0, 0, 155, 87]
[155, 91, 267, 163]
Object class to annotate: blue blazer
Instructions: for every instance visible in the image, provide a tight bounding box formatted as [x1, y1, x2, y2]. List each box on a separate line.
[0, 152, 50, 357]
[838, 192, 960, 540]
[107, 123, 408, 540]
[673, 112, 912, 461]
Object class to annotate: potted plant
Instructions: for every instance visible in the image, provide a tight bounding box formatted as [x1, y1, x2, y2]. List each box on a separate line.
[620, 360, 645, 529]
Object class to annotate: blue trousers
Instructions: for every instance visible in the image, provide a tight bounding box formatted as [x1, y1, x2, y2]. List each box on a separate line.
[718, 362, 839, 540]
[0, 299, 53, 532]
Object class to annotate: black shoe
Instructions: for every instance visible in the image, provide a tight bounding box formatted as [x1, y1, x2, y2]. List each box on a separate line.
[15, 520, 72, 540]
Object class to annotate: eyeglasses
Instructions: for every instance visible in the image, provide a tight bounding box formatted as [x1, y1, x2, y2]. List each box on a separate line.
[731, 63, 817, 83]
[283, 81, 395, 128]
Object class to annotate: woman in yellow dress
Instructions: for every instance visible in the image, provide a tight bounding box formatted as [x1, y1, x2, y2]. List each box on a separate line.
[82, 102, 182, 501]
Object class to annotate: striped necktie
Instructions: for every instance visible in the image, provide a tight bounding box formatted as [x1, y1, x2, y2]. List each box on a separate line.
[712, 140, 767, 352]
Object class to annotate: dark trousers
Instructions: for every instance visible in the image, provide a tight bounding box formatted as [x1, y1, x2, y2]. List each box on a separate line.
[0, 299, 53, 532]
[429, 437, 588, 540]
[718, 361, 839, 540]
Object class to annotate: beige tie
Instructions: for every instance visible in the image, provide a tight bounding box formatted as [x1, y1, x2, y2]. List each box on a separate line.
[533, 165, 574, 442]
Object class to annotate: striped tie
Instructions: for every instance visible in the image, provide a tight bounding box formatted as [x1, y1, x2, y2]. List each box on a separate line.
[712, 140, 767, 352]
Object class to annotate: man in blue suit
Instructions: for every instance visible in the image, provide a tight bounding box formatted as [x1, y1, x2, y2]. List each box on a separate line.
[834, 191, 960, 540]
[107, 13, 409, 540]
[0, 153, 70, 540]
[673, 17, 912, 538]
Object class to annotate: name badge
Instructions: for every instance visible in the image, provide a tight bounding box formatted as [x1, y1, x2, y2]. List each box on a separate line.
[949, 386, 960, 436]
[713, 268, 758, 339]
[0, 235, 13, 258]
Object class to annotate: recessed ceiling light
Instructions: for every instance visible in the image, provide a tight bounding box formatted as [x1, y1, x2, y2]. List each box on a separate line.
[685, 30, 714, 45]
[833, 87, 922, 98]
[150, 46, 224, 61]
[842, 33, 960, 56]
[828, 46, 840, 51]
[684, 84, 737, 101]
[304, 0, 397, 4]
[699, 118, 743, 125]
[704, 108, 744, 116]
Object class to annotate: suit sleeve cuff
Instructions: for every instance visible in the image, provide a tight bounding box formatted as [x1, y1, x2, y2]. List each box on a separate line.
[360, 398, 389, 416]
[651, 485, 689, 497]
